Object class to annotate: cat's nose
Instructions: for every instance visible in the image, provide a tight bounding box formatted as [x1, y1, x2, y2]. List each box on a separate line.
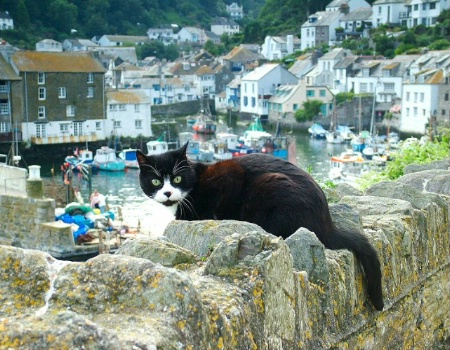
[163, 191, 172, 198]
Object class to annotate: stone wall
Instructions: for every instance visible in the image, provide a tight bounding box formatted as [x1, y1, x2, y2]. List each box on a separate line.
[0, 167, 450, 349]
[0, 163, 27, 194]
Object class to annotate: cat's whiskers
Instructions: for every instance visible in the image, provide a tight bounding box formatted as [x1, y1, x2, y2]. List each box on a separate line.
[140, 163, 161, 177]
[179, 195, 197, 218]
[173, 160, 190, 176]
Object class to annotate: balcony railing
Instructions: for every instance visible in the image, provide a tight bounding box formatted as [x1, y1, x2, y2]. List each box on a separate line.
[30, 132, 101, 145]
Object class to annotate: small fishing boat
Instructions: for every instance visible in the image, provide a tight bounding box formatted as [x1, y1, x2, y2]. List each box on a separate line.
[192, 97, 217, 134]
[63, 149, 100, 173]
[329, 150, 366, 183]
[94, 146, 126, 171]
[118, 149, 139, 169]
[146, 140, 169, 156]
[308, 123, 327, 139]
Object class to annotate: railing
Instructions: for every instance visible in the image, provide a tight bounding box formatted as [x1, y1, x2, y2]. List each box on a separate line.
[30, 133, 101, 145]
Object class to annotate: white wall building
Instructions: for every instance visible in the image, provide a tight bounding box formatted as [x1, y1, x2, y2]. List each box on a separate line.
[106, 89, 153, 138]
[240, 63, 298, 117]
[0, 11, 13, 30]
[261, 35, 301, 60]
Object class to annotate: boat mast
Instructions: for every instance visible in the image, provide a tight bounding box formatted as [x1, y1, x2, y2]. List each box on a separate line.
[358, 95, 362, 133]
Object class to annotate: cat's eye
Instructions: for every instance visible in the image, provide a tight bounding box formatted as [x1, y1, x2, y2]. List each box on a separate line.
[173, 176, 182, 184]
[152, 179, 161, 186]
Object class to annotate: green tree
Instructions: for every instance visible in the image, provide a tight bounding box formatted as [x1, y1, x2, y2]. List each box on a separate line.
[16, 0, 30, 29]
[48, 0, 78, 34]
[294, 100, 324, 122]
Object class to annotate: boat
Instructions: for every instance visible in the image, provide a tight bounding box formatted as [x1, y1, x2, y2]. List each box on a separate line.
[118, 148, 139, 169]
[326, 130, 344, 144]
[308, 123, 327, 139]
[192, 97, 217, 134]
[329, 150, 367, 184]
[63, 149, 100, 173]
[93, 146, 126, 171]
[179, 132, 214, 162]
[146, 140, 169, 156]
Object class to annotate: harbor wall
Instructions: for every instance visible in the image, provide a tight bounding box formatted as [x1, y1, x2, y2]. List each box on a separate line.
[0, 163, 27, 194]
[0, 168, 450, 348]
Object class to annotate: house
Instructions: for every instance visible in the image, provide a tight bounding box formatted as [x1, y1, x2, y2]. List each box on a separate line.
[35, 39, 62, 52]
[300, 11, 344, 51]
[147, 25, 177, 45]
[261, 35, 301, 60]
[204, 31, 221, 45]
[225, 77, 241, 109]
[211, 62, 234, 96]
[403, 0, 449, 28]
[210, 17, 240, 36]
[226, 2, 244, 20]
[0, 11, 13, 30]
[177, 27, 207, 45]
[288, 53, 319, 79]
[106, 89, 152, 138]
[62, 39, 98, 52]
[0, 54, 21, 143]
[326, 0, 371, 11]
[336, 7, 373, 41]
[305, 48, 354, 91]
[194, 65, 216, 97]
[98, 35, 150, 47]
[10, 51, 106, 144]
[240, 63, 298, 120]
[400, 50, 450, 133]
[89, 47, 138, 67]
[220, 45, 263, 75]
[372, 0, 409, 27]
[267, 82, 334, 124]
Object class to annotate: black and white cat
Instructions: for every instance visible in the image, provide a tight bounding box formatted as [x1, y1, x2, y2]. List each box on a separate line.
[136, 143, 384, 310]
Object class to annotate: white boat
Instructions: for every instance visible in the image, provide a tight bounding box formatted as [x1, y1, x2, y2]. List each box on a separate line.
[329, 150, 367, 183]
[94, 146, 126, 171]
[326, 131, 344, 144]
[118, 148, 139, 169]
[146, 140, 169, 156]
[308, 123, 327, 139]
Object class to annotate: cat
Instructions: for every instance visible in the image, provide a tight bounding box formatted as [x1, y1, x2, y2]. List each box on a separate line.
[136, 143, 384, 311]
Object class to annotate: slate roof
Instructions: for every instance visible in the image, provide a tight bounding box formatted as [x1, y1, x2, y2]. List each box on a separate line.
[107, 90, 150, 104]
[0, 54, 20, 80]
[11, 51, 106, 73]
[242, 63, 279, 81]
[302, 11, 342, 27]
[341, 7, 373, 21]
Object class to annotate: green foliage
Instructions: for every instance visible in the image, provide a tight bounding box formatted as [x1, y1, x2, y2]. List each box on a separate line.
[136, 42, 180, 61]
[335, 92, 354, 105]
[358, 140, 449, 190]
[429, 39, 450, 50]
[294, 100, 323, 122]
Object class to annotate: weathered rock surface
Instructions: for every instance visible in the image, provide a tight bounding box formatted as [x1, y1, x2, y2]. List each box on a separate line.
[1, 165, 450, 349]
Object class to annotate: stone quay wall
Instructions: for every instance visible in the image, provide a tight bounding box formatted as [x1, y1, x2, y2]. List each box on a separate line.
[0, 163, 27, 195]
[0, 167, 450, 349]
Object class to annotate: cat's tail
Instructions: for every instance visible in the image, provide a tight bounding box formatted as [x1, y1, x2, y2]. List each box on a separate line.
[324, 227, 384, 311]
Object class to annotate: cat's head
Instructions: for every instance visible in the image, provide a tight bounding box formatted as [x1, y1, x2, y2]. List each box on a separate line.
[136, 142, 196, 208]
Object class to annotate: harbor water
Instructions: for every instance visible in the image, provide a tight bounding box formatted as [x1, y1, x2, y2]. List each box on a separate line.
[42, 131, 350, 235]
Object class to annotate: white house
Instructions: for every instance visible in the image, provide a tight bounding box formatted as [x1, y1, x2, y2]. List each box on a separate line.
[147, 26, 177, 45]
[62, 39, 98, 52]
[194, 65, 216, 97]
[0, 11, 13, 30]
[404, 0, 449, 28]
[372, 0, 409, 27]
[240, 63, 298, 118]
[226, 3, 244, 20]
[35, 39, 62, 52]
[106, 89, 152, 138]
[337, 7, 373, 40]
[326, 0, 371, 11]
[300, 11, 343, 51]
[261, 35, 301, 60]
[210, 17, 240, 36]
[98, 35, 150, 47]
[177, 27, 207, 45]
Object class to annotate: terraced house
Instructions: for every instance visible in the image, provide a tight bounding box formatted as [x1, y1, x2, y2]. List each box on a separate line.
[10, 51, 106, 144]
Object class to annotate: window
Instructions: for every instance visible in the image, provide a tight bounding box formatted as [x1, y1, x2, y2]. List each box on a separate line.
[60, 124, 69, 133]
[251, 97, 256, 107]
[36, 124, 46, 138]
[134, 104, 140, 112]
[184, 85, 190, 91]
[113, 120, 121, 129]
[384, 83, 394, 91]
[73, 122, 83, 136]
[38, 106, 45, 119]
[320, 89, 326, 97]
[87, 87, 94, 98]
[243, 96, 248, 106]
[0, 83, 8, 92]
[87, 73, 94, 83]
[414, 92, 418, 102]
[293, 103, 298, 111]
[118, 104, 126, 111]
[413, 107, 418, 116]
[96, 122, 101, 130]
[38, 87, 46, 100]
[66, 105, 75, 117]
[422, 3, 427, 10]
[0, 101, 8, 114]
[306, 90, 315, 97]
[38, 73, 45, 84]
[445, 93, 449, 101]
[406, 107, 410, 116]
[135, 120, 142, 129]
[109, 104, 117, 111]
[58, 87, 66, 99]
[430, 2, 436, 9]
[406, 92, 410, 101]
[0, 122, 9, 132]
[420, 93, 424, 102]
[360, 83, 368, 93]
[413, 4, 418, 10]
[378, 7, 382, 13]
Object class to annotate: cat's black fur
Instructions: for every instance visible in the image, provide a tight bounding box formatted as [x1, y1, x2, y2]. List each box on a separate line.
[136, 143, 384, 310]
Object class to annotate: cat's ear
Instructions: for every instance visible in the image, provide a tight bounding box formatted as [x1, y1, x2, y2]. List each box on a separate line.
[136, 150, 149, 167]
[177, 142, 189, 157]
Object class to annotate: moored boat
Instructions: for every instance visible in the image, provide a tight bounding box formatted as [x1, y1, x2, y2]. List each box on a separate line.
[94, 146, 126, 171]
[118, 148, 139, 169]
[308, 123, 327, 139]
